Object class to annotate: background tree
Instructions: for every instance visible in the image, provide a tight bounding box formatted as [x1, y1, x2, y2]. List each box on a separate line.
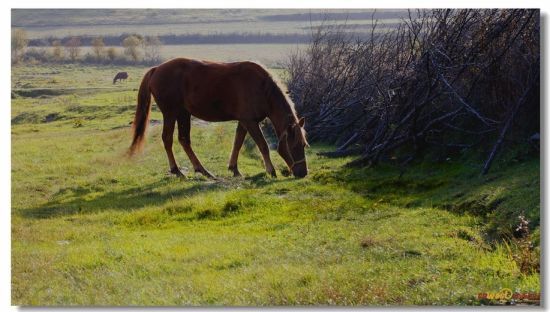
[142, 36, 162, 63]
[91, 37, 105, 61]
[51, 40, 63, 62]
[11, 29, 28, 64]
[65, 36, 81, 62]
[122, 35, 142, 62]
[106, 47, 117, 62]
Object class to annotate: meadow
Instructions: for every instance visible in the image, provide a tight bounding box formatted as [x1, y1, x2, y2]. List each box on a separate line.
[11, 64, 540, 305]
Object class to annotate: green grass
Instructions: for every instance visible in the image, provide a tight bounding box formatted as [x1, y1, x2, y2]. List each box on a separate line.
[11, 64, 540, 306]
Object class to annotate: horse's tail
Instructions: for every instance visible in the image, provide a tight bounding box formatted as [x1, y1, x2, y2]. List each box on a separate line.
[128, 67, 156, 156]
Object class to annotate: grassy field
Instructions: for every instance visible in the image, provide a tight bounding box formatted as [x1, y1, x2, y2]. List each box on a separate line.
[11, 64, 540, 305]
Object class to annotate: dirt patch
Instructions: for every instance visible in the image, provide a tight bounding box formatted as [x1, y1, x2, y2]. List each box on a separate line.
[12, 112, 41, 124]
[116, 105, 136, 113]
[12, 88, 65, 98]
[43, 113, 63, 123]
[66, 105, 104, 114]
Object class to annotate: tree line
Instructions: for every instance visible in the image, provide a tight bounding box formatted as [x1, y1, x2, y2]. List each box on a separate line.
[27, 32, 318, 47]
[12, 30, 162, 65]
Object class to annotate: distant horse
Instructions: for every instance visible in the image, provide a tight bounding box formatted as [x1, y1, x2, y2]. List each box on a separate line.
[113, 72, 128, 84]
[128, 58, 308, 178]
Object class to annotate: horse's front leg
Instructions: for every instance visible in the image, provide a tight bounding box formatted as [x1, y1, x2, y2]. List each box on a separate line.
[177, 111, 215, 179]
[242, 121, 276, 177]
[228, 122, 247, 177]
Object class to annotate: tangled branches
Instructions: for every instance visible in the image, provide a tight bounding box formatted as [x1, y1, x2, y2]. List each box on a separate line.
[286, 9, 539, 173]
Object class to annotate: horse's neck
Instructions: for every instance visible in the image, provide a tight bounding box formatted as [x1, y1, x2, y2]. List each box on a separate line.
[268, 102, 294, 139]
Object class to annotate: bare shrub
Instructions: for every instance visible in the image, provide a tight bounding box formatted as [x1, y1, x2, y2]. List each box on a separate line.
[52, 40, 63, 61]
[106, 47, 117, 62]
[286, 9, 539, 173]
[65, 36, 81, 62]
[142, 36, 162, 64]
[123, 35, 142, 62]
[12, 29, 28, 64]
[91, 37, 105, 61]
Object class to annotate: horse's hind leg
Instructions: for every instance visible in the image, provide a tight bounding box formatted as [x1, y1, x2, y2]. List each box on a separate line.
[162, 116, 184, 177]
[242, 121, 276, 177]
[177, 111, 215, 179]
[228, 122, 247, 177]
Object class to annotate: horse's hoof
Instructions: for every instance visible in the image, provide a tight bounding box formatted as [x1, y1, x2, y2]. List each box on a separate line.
[170, 167, 186, 177]
[280, 168, 291, 177]
[230, 169, 242, 177]
[228, 166, 242, 177]
[196, 168, 216, 179]
[174, 171, 186, 178]
[266, 167, 277, 177]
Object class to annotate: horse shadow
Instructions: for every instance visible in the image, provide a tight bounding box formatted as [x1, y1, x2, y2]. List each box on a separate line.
[19, 178, 226, 219]
[19, 172, 288, 220]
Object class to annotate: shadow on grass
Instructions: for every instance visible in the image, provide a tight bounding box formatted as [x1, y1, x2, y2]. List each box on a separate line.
[244, 171, 289, 187]
[311, 157, 540, 240]
[310, 161, 490, 215]
[19, 178, 226, 219]
[19, 172, 287, 220]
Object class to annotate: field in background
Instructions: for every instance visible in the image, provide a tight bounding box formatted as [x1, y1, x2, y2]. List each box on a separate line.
[13, 9, 405, 67]
[33, 44, 306, 68]
[13, 9, 405, 36]
[11, 64, 539, 305]
[18, 19, 401, 39]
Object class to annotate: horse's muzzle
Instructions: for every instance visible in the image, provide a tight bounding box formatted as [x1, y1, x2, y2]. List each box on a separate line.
[292, 163, 308, 178]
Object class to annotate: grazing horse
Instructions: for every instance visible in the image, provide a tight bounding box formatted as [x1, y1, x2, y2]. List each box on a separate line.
[128, 58, 308, 178]
[113, 72, 128, 84]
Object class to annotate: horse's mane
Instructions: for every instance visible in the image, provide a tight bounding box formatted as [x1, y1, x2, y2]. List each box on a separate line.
[256, 62, 307, 143]
[256, 62, 297, 117]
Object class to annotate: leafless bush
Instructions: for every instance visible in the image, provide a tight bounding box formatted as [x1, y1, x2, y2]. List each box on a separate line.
[12, 29, 28, 64]
[122, 35, 142, 62]
[91, 37, 105, 61]
[65, 36, 81, 62]
[142, 36, 163, 64]
[286, 9, 539, 173]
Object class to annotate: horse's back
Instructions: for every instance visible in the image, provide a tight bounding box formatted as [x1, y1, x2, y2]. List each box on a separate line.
[149, 58, 273, 122]
[154, 58, 268, 81]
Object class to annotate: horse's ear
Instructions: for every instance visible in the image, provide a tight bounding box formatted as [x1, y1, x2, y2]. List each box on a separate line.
[298, 117, 305, 128]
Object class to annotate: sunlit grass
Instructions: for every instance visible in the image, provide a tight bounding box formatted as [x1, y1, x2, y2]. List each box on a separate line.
[11, 64, 539, 305]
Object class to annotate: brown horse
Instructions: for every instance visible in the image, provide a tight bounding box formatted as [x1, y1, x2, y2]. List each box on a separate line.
[113, 72, 128, 84]
[128, 58, 308, 178]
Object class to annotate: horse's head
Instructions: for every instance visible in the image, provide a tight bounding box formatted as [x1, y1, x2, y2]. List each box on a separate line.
[277, 116, 309, 178]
